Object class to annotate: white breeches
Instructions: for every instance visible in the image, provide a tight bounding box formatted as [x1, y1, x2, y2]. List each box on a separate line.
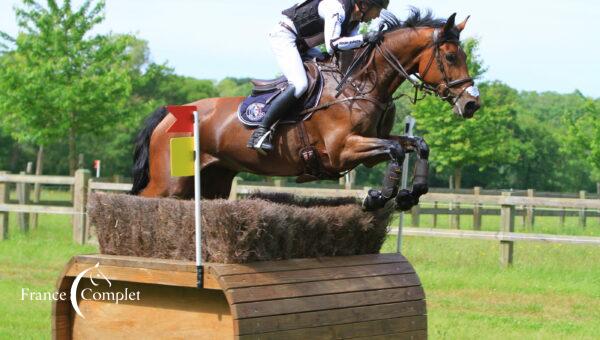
[268, 18, 309, 99]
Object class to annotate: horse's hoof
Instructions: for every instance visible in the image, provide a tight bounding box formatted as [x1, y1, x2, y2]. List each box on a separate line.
[362, 189, 384, 211]
[395, 189, 416, 211]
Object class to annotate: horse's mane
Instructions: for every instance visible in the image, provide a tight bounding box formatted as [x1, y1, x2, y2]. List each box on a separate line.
[384, 7, 459, 41]
[400, 7, 447, 29]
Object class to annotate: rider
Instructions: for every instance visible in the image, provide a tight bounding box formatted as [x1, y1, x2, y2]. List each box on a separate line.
[247, 0, 390, 152]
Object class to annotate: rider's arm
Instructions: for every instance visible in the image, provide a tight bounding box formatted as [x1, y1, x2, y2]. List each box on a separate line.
[320, 0, 381, 52]
[319, 0, 346, 54]
[330, 23, 364, 51]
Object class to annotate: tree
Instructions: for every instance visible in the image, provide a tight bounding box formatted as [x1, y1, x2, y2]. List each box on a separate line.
[562, 98, 600, 187]
[216, 77, 252, 97]
[0, 0, 133, 174]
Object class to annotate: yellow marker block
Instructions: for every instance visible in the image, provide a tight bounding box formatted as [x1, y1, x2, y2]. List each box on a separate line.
[170, 137, 195, 177]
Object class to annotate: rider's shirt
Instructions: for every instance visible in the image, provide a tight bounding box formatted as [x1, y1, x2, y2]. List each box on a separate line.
[282, 0, 363, 54]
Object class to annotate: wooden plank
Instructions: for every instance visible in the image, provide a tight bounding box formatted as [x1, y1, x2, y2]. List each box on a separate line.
[73, 169, 90, 244]
[500, 192, 515, 267]
[450, 195, 460, 229]
[414, 208, 600, 217]
[525, 189, 535, 231]
[395, 228, 600, 246]
[219, 262, 415, 290]
[52, 258, 75, 340]
[502, 196, 600, 210]
[411, 205, 420, 227]
[432, 201, 438, 227]
[473, 187, 481, 230]
[229, 177, 240, 200]
[421, 193, 501, 205]
[66, 262, 199, 288]
[231, 286, 424, 319]
[352, 329, 427, 340]
[236, 300, 426, 335]
[0, 174, 75, 185]
[72, 279, 233, 340]
[237, 185, 366, 198]
[228, 273, 421, 304]
[0, 172, 8, 241]
[74, 254, 197, 271]
[17, 170, 31, 232]
[0, 203, 74, 214]
[211, 253, 407, 277]
[420, 192, 600, 209]
[70, 255, 221, 290]
[580, 190, 587, 228]
[89, 181, 132, 192]
[238, 315, 427, 340]
[30, 146, 44, 229]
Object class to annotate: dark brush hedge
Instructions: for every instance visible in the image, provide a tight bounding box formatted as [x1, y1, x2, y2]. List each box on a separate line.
[88, 192, 393, 264]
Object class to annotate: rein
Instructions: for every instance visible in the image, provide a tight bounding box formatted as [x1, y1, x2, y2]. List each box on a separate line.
[302, 28, 474, 115]
[378, 28, 473, 104]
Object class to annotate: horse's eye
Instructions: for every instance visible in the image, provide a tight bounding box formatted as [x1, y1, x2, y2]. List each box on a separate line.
[445, 53, 457, 64]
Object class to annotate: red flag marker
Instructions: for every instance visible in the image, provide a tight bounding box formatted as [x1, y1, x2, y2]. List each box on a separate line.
[167, 105, 196, 133]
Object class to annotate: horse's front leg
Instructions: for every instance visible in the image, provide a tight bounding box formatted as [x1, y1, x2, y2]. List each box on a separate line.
[336, 135, 406, 211]
[387, 135, 430, 211]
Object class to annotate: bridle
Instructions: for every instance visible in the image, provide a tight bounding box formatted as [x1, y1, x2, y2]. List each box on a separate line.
[376, 28, 474, 104]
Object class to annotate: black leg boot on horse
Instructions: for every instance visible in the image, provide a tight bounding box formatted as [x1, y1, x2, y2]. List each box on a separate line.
[247, 85, 298, 153]
[396, 137, 430, 211]
[363, 144, 405, 211]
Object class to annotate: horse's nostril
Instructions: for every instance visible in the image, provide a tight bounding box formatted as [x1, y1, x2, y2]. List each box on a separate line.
[464, 101, 480, 117]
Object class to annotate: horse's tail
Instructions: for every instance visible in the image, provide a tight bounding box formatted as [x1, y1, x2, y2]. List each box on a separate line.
[130, 106, 169, 195]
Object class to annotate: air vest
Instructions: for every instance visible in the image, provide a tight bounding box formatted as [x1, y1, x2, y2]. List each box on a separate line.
[282, 0, 359, 50]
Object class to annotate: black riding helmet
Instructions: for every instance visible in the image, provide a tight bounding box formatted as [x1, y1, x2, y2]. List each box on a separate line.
[357, 0, 390, 9]
[354, 0, 389, 23]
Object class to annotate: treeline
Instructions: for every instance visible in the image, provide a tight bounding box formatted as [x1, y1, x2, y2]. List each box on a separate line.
[0, 1, 598, 193]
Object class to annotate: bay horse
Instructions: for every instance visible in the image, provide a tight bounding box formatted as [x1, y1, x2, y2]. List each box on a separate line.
[131, 10, 480, 211]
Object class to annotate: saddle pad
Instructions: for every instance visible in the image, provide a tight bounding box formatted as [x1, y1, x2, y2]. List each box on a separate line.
[237, 69, 324, 127]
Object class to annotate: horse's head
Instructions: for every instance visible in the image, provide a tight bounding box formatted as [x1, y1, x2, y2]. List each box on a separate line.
[416, 13, 480, 118]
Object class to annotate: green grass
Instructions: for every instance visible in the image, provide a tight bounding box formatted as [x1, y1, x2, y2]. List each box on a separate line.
[0, 214, 96, 339]
[382, 236, 600, 339]
[0, 192, 599, 339]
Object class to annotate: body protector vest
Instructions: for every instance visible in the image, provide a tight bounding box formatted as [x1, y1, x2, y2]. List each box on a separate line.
[282, 0, 359, 52]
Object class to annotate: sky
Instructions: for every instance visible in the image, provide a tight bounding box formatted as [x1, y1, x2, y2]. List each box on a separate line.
[1, 0, 599, 98]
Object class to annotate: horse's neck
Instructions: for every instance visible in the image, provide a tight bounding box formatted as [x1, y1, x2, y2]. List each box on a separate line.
[359, 28, 433, 99]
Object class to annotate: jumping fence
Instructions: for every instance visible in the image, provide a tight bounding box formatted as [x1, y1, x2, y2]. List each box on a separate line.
[1, 170, 600, 267]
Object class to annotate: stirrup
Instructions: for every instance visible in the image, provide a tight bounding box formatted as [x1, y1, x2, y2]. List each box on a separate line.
[254, 130, 274, 154]
[254, 130, 271, 148]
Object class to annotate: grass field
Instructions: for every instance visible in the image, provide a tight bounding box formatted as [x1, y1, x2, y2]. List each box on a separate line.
[0, 196, 599, 339]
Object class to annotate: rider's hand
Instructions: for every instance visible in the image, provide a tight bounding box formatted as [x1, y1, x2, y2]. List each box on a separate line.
[363, 31, 384, 45]
[319, 52, 331, 61]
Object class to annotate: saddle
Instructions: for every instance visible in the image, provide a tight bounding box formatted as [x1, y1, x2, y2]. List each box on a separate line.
[237, 62, 324, 127]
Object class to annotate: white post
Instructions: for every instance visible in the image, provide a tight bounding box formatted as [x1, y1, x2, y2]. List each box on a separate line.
[397, 115, 416, 253]
[193, 111, 203, 288]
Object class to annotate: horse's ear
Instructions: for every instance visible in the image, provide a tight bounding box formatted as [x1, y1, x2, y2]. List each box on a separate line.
[443, 13, 457, 34]
[456, 15, 471, 33]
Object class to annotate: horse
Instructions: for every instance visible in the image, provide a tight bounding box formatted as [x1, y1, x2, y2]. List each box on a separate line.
[130, 10, 481, 211]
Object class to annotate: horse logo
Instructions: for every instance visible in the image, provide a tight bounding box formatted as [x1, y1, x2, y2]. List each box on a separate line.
[245, 103, 266, 122]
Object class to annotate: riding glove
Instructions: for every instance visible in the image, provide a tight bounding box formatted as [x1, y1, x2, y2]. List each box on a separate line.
[363, 31, 384, 44]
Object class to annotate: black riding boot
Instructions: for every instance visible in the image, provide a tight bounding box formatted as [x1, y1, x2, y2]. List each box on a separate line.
[247, 85, 297, 152]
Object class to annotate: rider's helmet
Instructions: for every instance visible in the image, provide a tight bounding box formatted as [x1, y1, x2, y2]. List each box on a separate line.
[357, 0, 390, 9]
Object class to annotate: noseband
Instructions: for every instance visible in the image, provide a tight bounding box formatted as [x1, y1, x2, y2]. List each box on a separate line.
[376, 28, 474, 104]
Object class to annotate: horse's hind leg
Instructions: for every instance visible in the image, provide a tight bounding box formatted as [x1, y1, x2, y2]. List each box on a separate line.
[200, 165, 238, 199]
